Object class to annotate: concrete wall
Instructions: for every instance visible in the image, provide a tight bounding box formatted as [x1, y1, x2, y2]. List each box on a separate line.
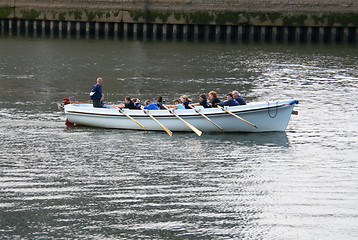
[1, 0, 358, 26]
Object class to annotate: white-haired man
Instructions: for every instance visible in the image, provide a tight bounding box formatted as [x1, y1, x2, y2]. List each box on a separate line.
[232, 90, 246, 105]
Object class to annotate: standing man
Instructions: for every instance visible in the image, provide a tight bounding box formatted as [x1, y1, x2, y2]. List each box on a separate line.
[90, 77, 104, 108]
[232, 90, 246, 105]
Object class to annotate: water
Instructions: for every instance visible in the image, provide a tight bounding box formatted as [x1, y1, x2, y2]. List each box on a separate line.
[1, 36, 358, 239]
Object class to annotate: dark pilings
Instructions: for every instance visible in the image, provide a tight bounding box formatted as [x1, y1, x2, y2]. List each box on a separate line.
[0, 19, 357, 43]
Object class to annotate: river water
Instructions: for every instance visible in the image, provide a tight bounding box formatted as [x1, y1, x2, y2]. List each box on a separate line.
[1, 36, 358, 239]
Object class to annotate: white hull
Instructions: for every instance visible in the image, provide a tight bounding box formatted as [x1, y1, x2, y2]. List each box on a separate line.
[64, 99, 298, 133]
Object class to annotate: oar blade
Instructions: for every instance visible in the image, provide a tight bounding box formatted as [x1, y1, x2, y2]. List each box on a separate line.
[163, 105, 202, 136]
[191, 127, 202, 136]
[164, 127, 173, 137]
[144, 109, 173, 137]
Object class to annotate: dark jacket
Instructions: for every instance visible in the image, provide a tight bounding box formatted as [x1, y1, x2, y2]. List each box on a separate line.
[182, 100, 192, 109]
[200, 99, 212, 108]
[235, 96, 246, 105]
[125, 101, 138, 109]
[210, 97, 221, 107]
[90, 84, 102, 101]
[219, 98, 240, 107]
[157, 101, 166, 110]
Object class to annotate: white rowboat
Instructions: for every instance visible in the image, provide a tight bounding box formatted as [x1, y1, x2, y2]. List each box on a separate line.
[64, 99, 298, 133]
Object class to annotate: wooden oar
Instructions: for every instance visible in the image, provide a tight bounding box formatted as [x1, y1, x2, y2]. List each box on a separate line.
[163, 105, 202, 136]
[219, 106, 258, 128]
[143, 109, 173, 136]
[112, 105, 146, 130]
[189, 105, 223, 131]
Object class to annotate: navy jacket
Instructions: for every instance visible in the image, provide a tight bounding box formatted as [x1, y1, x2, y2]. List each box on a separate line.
[219, 98, 240, 107]
[90, 84, 102, 101]
[235, 96, 246, 105]
[200, 99, 212, 108]
[182, 101, 192, 109]
[157, 101, 166, 110]
[125, 101, 138, 109]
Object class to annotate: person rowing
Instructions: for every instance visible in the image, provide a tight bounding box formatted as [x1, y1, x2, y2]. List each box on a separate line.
[232, 90, 246, 105]
[164, 99, 185, 110]
[141, 99, 160, 110]
[218, 93, 240, 107]
[189, 94, 211, 108]
[132, 98, 142, 109]
[180, 95, 193, 109]
[114, 96, 138, 109]
[208, 91, 221, 107]
[156, 96, 166, 109]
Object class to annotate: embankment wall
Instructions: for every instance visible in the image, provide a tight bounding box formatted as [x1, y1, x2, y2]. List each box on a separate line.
[1, 0, 357, 26]
[1, 0, 357, 43]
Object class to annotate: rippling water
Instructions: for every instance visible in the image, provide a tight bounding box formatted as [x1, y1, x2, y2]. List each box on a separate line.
[1, 36, 358, 239]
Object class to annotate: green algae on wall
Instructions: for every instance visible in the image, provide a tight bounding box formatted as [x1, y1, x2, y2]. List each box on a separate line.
[2, 6, 357, 27]
[0, 7, 14, 18]
[216, 12, 242, 25]
[282, 15, 307, 26]
[84, 10, 105, 21]
[312, 13, 358, 26]
[20, 9, 41, 19]
[185, 12, 215, 24]
[69, 10, 82, 20]
[129, 10, 171, 23]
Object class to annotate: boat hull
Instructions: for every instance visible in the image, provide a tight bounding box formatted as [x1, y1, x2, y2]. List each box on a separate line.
[64, 99, 298, 133]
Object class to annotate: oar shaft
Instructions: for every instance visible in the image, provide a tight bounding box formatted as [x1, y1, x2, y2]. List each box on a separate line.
[113, 105, 146, 130]
[219, 106, 258, 128]
[189, 105, 223, 131]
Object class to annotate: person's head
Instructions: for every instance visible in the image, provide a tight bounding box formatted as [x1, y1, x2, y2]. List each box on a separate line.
[173, 99, 180, 105]
[124, 96, 131, 103]
[232, 91, 239, 98]
[157, 96, 163, 102]
[97, 77, 103, 85]
[180, 95, 192, 102]
[208, 91, 217, 99]
[132, 98, 140, 104]
[226, 93, 233, 100]
[199, 94, 207, 101]
[145, 99, 151, 105]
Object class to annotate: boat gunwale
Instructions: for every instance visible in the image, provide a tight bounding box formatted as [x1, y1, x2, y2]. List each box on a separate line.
[65, 102, 294, 119]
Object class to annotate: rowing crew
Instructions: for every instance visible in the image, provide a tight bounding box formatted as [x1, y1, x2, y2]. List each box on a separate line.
[90, 77, 246, 110]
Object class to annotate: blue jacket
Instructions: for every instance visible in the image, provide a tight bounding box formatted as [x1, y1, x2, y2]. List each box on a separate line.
[144, 103, 160, 110]
[182, 101, 192, 109]
[219, 98, 240, 107]
[235, 96, 246, 105]
[90, 84, 102, 101]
